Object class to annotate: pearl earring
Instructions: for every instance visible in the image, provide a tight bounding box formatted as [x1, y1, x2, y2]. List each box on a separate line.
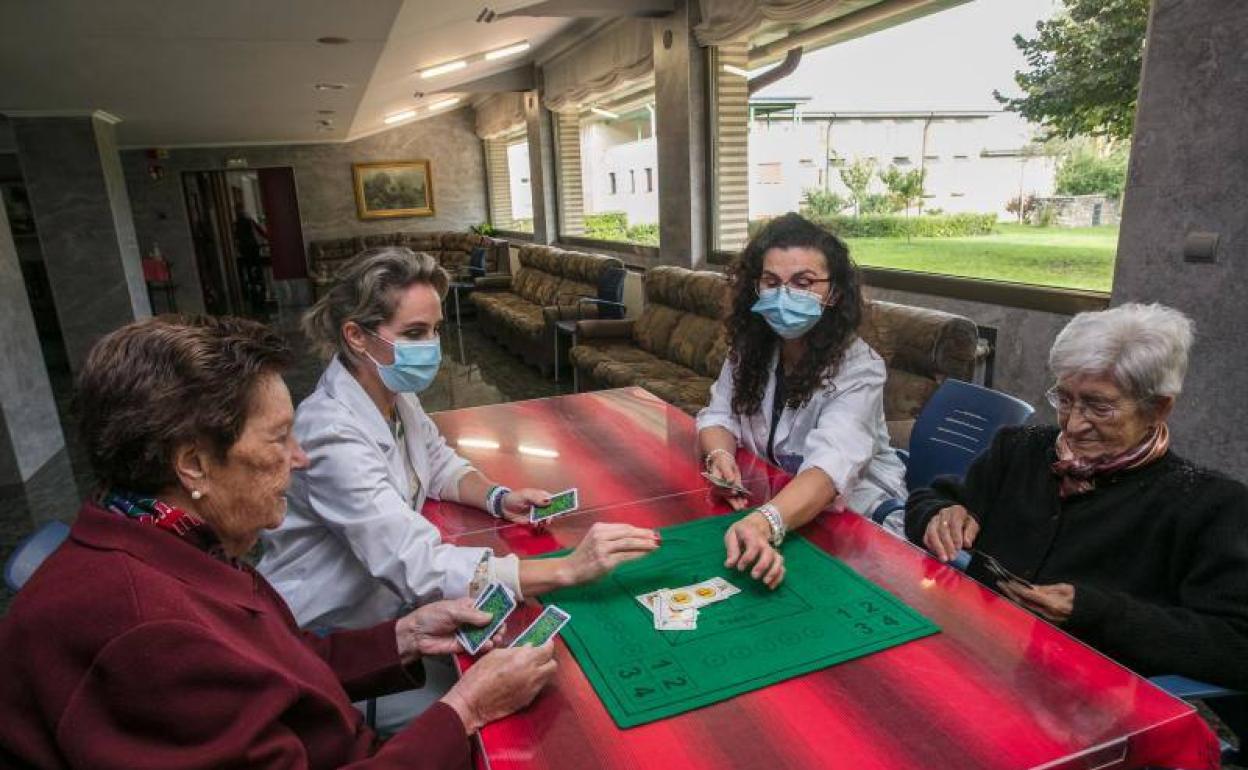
[191, 489, 203, 501]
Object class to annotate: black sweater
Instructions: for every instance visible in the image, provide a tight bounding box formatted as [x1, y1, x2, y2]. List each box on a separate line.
[905, 425, 1248, 690]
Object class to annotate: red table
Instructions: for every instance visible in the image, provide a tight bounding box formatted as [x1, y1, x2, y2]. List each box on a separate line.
[425, 388, 1219, 770]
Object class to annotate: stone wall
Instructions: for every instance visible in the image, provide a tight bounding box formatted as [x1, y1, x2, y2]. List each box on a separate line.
[1111, 0, 1248, 481]
[122, 108, 487, 313]
[1031, 195, 1121, 228]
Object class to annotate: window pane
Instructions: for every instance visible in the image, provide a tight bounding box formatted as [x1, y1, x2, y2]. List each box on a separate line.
[506, 139, 534, 233]
[577, 86, 659, 247]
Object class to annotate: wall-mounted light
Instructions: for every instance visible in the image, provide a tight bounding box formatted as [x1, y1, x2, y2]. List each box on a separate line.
[590, 106, 619, 119]
[517, 444, 559, 459]
[421, 60, 468, 79]
[458, 437, 501, 450]
[428, 97, 461, 111]
[384, 109, 417, 125]
[485, 41, 531, 61]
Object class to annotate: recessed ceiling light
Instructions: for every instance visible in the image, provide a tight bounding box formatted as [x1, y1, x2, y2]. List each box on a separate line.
[316, 109, 336, 115]
[316, 36, 350, 45]
[590, 106, 619, 119]
[722, 64, 751, 78]
[420, 60, 467, 79]
[485, 41, 531, 61]
[314, 82, 348, 91]
[384, 109, 418, 125]
[316, 119, 334, 127]
[428, 97, 461, 111]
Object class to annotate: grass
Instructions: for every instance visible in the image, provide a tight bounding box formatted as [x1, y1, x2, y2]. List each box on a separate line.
[844, 223, 1120, 293]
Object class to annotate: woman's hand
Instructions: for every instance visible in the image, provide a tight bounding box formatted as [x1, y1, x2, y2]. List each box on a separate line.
[395, 598, 504, 662]
[922, 505, 980, 562]
[500, 488, 553, 526]
[996, 581, 1075, 624]
[561, 522, 660, 585]
[707, 452, 748, 511]
[440, 643, 558, 734]
[724, 511, 785, 589]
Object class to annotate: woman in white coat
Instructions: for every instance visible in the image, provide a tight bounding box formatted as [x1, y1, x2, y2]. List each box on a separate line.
[697, 213, 906, 589]
[259, 247, 658, 635]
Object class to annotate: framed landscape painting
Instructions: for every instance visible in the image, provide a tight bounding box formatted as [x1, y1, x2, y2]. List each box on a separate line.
[352, 160, 435, 219]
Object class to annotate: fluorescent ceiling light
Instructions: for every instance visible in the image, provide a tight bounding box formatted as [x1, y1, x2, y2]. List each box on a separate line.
[590, 106, 619, 119]
[722, 64, 751, 78]
[421, 60, 468, 79]
[428, 97, 461, 111]
[383, 110, 417, 124]
[457, 437, 500, 450]
[485, 41, 531, 61]
[517, 444, 559, 459]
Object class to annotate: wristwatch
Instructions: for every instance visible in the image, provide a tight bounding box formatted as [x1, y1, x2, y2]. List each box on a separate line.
[756, 503, 786, 547]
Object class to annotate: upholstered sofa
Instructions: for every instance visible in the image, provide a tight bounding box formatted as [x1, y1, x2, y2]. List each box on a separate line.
[569, 265, 979, 447]
[471, 244, 624, 374]
[306, 231, 508, 296]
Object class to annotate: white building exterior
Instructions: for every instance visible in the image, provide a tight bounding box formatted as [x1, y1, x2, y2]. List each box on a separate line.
[506, 139, 533, 221]
[747, 102, 1056, 219]
[579, 114, 659, 226]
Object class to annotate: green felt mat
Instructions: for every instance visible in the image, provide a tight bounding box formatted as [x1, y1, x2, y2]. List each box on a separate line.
[540, 513, 939, 728]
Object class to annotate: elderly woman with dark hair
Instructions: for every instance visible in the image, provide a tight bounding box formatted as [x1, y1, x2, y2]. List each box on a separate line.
[906, 303, 1248, 689]
[0, 316, 554, 769]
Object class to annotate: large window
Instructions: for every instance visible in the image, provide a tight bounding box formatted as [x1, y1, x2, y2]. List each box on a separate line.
[575, 84, 659, 247]
[712, 0, 1123, 293]
[505, 138, 533, 233]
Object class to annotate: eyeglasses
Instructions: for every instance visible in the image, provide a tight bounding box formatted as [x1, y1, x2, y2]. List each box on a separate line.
[755, 275, 833, 296]
[1044, 385, 1132, 422]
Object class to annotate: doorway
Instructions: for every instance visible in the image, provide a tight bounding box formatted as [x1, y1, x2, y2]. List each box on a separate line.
[180, 167, 308, 316]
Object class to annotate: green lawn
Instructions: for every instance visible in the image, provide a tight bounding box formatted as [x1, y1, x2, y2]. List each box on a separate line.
[845, 223, 1119, 292]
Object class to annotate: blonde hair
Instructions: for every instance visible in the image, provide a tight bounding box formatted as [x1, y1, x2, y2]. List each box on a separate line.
[303, 246, 449, 366]
[1049, 302, 1195, 400]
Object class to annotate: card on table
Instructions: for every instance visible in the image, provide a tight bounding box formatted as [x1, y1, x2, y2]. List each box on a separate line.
[510, 605, 571, 647]
[457, 581, 518, 655]
[699, 471, 750, 497]
[530, 488, 579, 523]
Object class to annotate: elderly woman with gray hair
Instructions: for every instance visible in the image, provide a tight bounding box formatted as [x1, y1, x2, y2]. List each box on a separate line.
[905, 303, 1248, 689]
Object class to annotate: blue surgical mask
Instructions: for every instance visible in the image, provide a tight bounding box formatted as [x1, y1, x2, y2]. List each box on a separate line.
[751, 287, 830, 339]
[366, 332, 442, 393]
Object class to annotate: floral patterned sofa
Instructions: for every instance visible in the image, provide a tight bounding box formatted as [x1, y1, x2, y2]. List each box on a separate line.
[306, 231, 508, 296]
[568, 265, 979, 447]
[471, 244, 624, 374]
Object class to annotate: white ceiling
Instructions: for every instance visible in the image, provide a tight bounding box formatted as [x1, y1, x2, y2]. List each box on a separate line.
[0, 0, 575, 147]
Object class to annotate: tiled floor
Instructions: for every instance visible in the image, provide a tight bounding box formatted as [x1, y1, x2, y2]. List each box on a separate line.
[0, 309, 565, 614]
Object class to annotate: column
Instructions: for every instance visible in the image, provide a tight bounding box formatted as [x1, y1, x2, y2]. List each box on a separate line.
[653, 0, 709, 267]
[13, 113, 150, 373]
[524, 89, 559, 244]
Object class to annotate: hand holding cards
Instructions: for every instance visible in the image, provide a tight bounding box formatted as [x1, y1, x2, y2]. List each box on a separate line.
[511, 605, 571, 647]
[457, 582, 518, 655]
[700, 471, 750, 498]
[530, 488, 579, 524]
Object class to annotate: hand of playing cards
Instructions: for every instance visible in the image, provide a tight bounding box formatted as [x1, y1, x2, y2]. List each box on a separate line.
[635, 577, 741, 632]
[972, 549, 1034, 589]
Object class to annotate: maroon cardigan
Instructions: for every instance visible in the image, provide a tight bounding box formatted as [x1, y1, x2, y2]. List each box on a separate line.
[0, 502, 471, 769]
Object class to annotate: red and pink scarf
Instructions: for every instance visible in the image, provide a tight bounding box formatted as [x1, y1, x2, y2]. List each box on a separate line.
[1051, 423, 1170, 498]
[100, 488, 232, 562]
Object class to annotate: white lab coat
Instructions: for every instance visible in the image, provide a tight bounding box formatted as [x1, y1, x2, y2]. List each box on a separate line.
[695, 336, 907, 516]
[259, 357, 519, 630]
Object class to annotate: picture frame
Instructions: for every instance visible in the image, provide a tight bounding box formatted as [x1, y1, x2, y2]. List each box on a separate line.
[352, 160, 435, 219]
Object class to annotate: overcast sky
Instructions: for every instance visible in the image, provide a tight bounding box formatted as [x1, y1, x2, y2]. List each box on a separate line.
[754, 0, 1061, 112]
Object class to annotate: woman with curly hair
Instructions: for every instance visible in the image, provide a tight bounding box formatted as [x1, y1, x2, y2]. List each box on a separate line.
[696, 213, 906, 589]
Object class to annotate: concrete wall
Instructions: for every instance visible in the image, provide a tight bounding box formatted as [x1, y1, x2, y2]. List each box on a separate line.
[1111, 0, 1248, 481]
[122, 107, 488, 313]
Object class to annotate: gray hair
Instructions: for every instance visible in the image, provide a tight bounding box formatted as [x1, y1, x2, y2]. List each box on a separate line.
[1048, 302, 1195, 401]
[303, 246, 449, 366]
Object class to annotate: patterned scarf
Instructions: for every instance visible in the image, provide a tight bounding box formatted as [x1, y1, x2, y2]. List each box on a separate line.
[100, 488, 233, 563]
[1051, 423, 1170, 498]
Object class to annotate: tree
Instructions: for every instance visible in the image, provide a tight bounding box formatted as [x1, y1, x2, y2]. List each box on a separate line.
[838, 158, 876, 217]
[994, 0, 1149, 141]
[879, 166, 926, 217]
[1054, 141, 1129, 199]
[800, 188, 849, 218]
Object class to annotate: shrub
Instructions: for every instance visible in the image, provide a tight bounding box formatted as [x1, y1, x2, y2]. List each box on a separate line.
[1055, 144, 1129, 199]
[585, 211, 629, 241]
[800, 188, 849, 218]
[625, 223, 660, 245]
[859, 194, 895, 216]
[809, 212, 998, 238]
[1006, 195, 1038, 223]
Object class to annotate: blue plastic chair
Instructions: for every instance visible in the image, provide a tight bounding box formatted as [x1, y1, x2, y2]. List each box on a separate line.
[4, 520, 71, 593]
[467, 247, 488, 279]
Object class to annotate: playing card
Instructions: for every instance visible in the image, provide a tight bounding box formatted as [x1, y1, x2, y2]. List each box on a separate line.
[972, 550, 1034, 589]
[665, 578, 741, 610]
[530, 488, 579, 523]
[510, 605, 571, 647]
[654, 592, 698, 630]
[456, 582, 518, 655]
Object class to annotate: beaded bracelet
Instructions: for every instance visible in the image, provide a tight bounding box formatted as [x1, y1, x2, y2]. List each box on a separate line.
[703, 447, 733, 471]
[757, 503, 786, 547]
[486, 485, 512, 518]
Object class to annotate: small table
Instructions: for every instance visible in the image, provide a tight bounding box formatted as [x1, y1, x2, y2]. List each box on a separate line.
[553, 320, 578, 389]
[445, 281, 474, 327]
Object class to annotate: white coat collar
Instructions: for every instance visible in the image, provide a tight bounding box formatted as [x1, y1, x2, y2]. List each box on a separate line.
[320, 356, 396, 450]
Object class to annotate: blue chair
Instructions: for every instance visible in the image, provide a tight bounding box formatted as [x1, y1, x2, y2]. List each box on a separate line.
[577, 265, 628, 320]
[467, 247, 488, 279]
[1150, 675, 1244, 763]
[872, 380, 1033, 525]
[4, 520, 71, 593]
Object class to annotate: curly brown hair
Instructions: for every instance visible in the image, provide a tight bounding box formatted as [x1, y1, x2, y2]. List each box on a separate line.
[74, 315, 292, 493]
[726, 213, 863, 416]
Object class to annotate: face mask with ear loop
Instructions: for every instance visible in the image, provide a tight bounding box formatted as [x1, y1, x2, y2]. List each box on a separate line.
[751, 286, 839, 340]
[361, 329, 442, 393]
